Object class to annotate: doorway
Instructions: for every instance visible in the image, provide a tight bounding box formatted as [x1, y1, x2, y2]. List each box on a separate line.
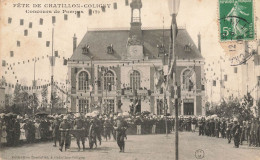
[184, 102, 194, 115]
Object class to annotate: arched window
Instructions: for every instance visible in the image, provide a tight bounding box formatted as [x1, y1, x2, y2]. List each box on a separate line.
[130, 70, 140, 90]
[78, 71, 89, 91]
[182, 69, 195, 91]
[104, 71, 115, 91]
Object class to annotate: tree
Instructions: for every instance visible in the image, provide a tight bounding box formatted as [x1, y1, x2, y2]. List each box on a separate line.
[206, 93, 254, 121]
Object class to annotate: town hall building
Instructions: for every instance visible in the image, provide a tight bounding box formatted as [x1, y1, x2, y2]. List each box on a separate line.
[68, 0, 206, 116]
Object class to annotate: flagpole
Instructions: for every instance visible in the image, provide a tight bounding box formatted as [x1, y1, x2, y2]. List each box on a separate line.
[51, 26, 54, 115]
[171, 13, 179, 160]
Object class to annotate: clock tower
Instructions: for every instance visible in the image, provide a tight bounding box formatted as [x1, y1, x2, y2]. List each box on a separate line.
[126, 0, 144, 60]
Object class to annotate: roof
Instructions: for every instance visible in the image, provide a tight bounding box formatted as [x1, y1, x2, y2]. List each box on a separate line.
[70, 28, 203, 61]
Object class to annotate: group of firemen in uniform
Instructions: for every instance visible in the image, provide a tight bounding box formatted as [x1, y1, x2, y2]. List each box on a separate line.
[196, 116, 260, 148]
[52, 112, 128, 152]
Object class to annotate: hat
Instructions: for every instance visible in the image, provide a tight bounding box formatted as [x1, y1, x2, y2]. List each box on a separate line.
[63, 116, 68, 120]
[118, 113, 123, 117]
[233, 118, 238, 122]
[75, 113, 81, 118]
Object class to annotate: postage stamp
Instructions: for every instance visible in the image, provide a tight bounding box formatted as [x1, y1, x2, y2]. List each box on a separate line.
[218, 0, 255, 41]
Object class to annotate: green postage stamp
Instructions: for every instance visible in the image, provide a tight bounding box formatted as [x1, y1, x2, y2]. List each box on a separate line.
[219, 0, 255, 41]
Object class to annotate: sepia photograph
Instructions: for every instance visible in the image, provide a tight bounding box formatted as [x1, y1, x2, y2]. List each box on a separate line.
[0, 0, 260, 159]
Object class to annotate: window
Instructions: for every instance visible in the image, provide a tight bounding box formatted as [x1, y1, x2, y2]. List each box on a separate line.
[78, 71, 89, 91]
[79, 99, 89, 113]
[130, 70, 140, 90]
[82, 45, 89, 55]
[104, 71, 115, 91]
[182, 69, 195, 91]
[104, 99, 115, 114]
[184, 45, 191, 52]
[107, 45, 114, 54]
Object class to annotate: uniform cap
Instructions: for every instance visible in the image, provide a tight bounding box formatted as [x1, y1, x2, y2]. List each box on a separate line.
[75, 113, 81, 118]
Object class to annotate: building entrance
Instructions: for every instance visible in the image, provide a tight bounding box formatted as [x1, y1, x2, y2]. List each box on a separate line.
[184, 102, 194, 115]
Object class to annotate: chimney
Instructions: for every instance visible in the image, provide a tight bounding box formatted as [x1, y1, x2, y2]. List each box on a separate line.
[198, 32, 201, 53]
[73, 34, 77, 52]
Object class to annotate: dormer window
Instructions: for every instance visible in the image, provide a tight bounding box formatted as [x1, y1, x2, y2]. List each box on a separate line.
[184, 44, 191, 52]
[107, 44, 114, 54]
[157, 44, 165, 54]
[82, 44, 90, 55]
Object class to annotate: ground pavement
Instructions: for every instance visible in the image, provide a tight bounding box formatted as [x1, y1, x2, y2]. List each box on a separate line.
[1, 132, 260, 160]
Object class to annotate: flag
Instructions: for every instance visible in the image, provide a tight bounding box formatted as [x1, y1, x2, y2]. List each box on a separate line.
[8, 17, 12, 24]
[113, 2, 117, 9]
[213, 80, 216, 86]
[17, 41, 20, 47]
[63, 59, 67, 65]
[29, 22, 32, 28]
[224, 75, 227, 81]
[10, 51, 14, 57]
[24, 30, 28, 36]
[64, 14, 68, 20]
[46, 41, 50, 47]
[20, 19, 24, 25]
[52, 16, 56, 23]
[49, 56, 56, 66]
[77, 11, 80, 18]
[55, 51, 58, 57]
[101, 6, 106, 12]
[234, 67, 237, 73]
[38, 31, 42, 38]
[125, 0, 129, 6]
[154, 65, 164, 90]
[2, 60, 6, 67]
[39, 18, 43, 25]
[89, 9, 92, 16]
[254, 55, 260, 65]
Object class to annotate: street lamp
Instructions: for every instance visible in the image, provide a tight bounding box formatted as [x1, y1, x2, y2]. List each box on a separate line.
[168, 0, 180, 160]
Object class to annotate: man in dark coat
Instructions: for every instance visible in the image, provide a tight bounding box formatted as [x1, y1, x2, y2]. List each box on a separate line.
[226, 119, 233, 143]
[74, 113, 86, 151]
[232, 118, 241, 148]
[52, 115, 60, 147]
[114, 113, 128, 152]
[59, 116, 71, 152]
[13, 117, 20, 146]
[6, 117, 15, 146]
[198, 118, 203, 136]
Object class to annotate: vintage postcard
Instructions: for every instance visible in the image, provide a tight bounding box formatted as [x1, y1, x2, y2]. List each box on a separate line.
[0, 0, 260, 160]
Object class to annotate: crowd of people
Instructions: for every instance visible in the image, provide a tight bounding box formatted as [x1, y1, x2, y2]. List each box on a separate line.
[0, 111, 259, 151]
[192, 115, 260, 148]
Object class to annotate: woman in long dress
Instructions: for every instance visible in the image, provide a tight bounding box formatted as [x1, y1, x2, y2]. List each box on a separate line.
[35, 120, 41, 141]
[20, 121, 26, 142]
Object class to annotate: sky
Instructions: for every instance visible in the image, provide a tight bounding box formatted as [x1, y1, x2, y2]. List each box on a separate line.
[0, 0, 259, 97]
